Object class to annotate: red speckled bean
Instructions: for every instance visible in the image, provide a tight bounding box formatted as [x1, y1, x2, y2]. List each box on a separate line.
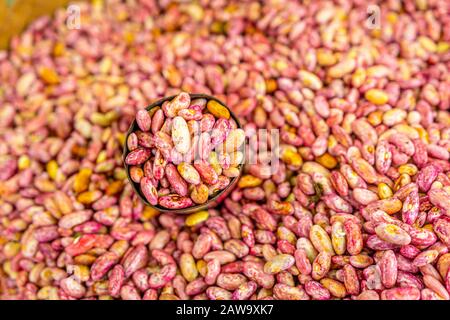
[378, 250, 397, 289]
[343, 264, 360, 296]
[304, 280, 330, 300]
[125, 148, 151, 165]
[232, 281, 257, 300]
[109, 265, 125, 298]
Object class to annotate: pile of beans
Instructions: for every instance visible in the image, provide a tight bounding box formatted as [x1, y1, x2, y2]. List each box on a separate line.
[0, 0, 449, 300]
[125, 92, 244, 209]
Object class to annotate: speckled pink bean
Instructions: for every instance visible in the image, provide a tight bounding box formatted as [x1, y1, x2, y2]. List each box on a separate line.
[296, 216, 313, 238]
[396, 271, 424, 290]
[127, 133, 139, 151]
[241, 224, 255, 248]
[413, 250, 439, 267]
[125, 148, 151, 165]
[421, 288, 444, 300]
[343, 264, 360, 295]
[206, 287, 232, 300]
[132, 230, 155, 246]
[312, 135, 328, 157]
[122, 245, 148, 277]
[323, 194, 352, 213]
[374, 223, 411, 246]
[224, 239, 249, 259]
[363, 265, 383, 290]
[200, 114, 215, 132]
[60, 276, 86, 299]
[232, 281, 257, 300]
[151, 109, 165, 134]
[192, 233, 212, 259]
[340, 164, 367, 189]
[148, 263, 177, 289]
[423, 275, 450, 300]
[344, 220, 363, 256]
[140, 177, 158, 205]
[427, 144, 450, 160]
[186, 278, 208, 296]
[33, 226, 59, 242]
[203, 229, 223, 251]
[412, 139, 428, 167]
[400, 245, 421, 259]
[205, 259, 221, 285]
[243, 261, 275, 289]
[402, 190, 419, 225]
[352, 119, 378, 145]
[311, 252, 331, 281]
[375, 141, 392, 174]
[165, 163, 188, 196]
[357, 290, 380, 300]
[120, 285, 141, 300]
[350, 156, 378, 184]
[416, 164, 440, 192]
[4, 0, 450, 303]
[243, 187, 265, 201]
[297, 173, 316, 195]
[178, 106, 203, 121]
[0, 158, 17, 181]
[313, 96, 330, 118]
[206, 217, 231, 241]
[211, 118, 231, 146]
[409, 227, 437, 247]
[173, 275, 189, 300]
[158, 195, 193, 209]
[136, 131, 154, 148]
[132, 269, 149, 291]
[378, 250, 397, 289]
[419, 264, 442, 281]
[109, 265, 125, 298]
[149, 231, 171, 251]
[152, 150, 166, 180]
[428, 188, 450, 214]
[194, 161, 219, 185]
[381, 287, 421, 300]
[204, 251, 236, 265]
[433, 218, 450, 247]
[154, 131, 173, 150]
[387, 134, 415, 156]
[136, 109, 151, 131]
[216, 273, 247, 291]
[397, 255, 419, 274]
[273, 284, 310, 300]
[90, 252, 119, 281]
[304, 280, 330, 300]
[330, 171, 349, 197]
[163, 92, 190, 118]
[59, 210, 93, 229]
[352, 188, 379, 206]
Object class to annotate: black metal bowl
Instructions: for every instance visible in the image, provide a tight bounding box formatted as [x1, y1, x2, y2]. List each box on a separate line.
[123, 93, 244, 214]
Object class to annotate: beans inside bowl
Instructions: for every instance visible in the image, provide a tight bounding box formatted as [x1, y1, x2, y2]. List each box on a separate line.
[123, 92, 245, 213]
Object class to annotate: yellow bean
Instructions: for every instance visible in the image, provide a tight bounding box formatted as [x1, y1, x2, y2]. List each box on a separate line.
[365, 89, 389, 105]
[378, 183, 393, 199]
[238, 175, 262, 188]
[185, 211, 209, 227]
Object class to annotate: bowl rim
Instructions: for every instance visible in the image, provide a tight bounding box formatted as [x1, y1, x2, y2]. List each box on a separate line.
[123, 93, 245, 214]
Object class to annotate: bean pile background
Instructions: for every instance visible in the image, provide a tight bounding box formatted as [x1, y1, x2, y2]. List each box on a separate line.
[0, 0, 450, 300]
